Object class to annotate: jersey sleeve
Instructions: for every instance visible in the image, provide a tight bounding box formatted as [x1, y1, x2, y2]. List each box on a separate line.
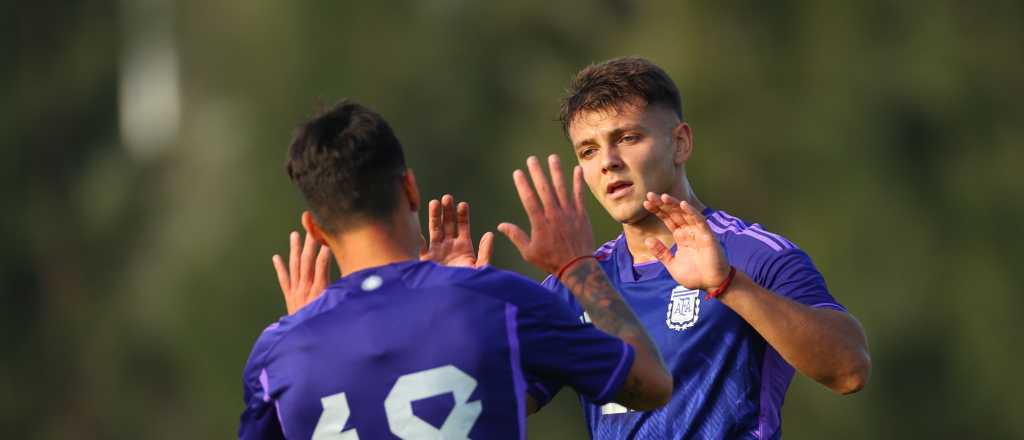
[519, 275, 575, 407]
[238, 328, 286, 440]
[742, 246, 846, 311]
[513, 280, 635, 407]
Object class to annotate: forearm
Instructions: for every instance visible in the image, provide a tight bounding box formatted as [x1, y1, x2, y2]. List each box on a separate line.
[559, 258, 672, 407]
[560, 259, 659, 359]
[719, 272, 871, 394]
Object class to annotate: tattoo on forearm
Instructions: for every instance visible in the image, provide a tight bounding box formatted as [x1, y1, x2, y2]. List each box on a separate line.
[561, 259, 657, 351]
[561, 259, 663, 401]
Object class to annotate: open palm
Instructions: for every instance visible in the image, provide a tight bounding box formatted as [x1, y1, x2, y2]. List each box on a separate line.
[642, 193, 730, 291]
[419, 194, 493, 268]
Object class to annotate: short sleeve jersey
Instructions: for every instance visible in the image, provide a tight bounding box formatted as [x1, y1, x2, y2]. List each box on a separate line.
[533, 208, 845, 440]
[238, 260, 634, 440]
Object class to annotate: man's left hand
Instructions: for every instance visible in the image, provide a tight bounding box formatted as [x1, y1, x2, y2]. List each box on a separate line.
[642, 192, 731, 291]
[272, 230, 333, 315]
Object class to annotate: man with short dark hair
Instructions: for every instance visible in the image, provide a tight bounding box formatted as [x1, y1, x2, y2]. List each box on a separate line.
[238, 101, 673, 439]
[513, 57, 872, 439]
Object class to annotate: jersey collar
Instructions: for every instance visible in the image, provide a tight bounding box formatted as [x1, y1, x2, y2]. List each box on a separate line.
[612, 207, 717, 283]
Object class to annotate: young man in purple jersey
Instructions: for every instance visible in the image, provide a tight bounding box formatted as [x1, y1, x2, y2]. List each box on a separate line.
[239, 100, 674, 439]
[510, 57, 873, 439]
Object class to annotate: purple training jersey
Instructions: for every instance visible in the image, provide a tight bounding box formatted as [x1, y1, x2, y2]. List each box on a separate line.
[239, 260, 634, 439]
[533, 208, 845, 440]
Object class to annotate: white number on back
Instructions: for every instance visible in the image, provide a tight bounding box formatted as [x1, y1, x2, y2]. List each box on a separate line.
[312, 392, 360, 439]
[312, 365, 481, 439]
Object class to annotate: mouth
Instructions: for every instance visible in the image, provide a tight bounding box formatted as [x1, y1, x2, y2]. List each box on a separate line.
[605, 181, 635, 200]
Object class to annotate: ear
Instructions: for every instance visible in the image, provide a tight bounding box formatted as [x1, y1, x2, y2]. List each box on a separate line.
[400, 169, 421, 212]
[301, 211, 327, 244]
[672, 122, 694, 165]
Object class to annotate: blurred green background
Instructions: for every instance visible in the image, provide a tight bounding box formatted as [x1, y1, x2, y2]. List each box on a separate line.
[3, 0, 1023, 438]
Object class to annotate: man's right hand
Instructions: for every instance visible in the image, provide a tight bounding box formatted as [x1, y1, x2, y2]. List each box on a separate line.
[497, 155, 596, 274]
[419, 194, 494, 268]
[499, 154, 672, 411]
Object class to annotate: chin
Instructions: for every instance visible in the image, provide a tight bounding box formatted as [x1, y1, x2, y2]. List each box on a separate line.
[608, 203, 647, 225]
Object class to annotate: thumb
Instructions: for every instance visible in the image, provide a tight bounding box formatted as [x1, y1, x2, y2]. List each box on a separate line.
[644, 237, 674, 267]
[476, 231, 495, 268]
[418, 234, 429, 260]
[272, 254, 290, 297]
[497, 223, 531, 257]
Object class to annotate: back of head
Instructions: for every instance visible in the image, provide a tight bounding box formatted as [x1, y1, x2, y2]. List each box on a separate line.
[559, 56, 683, 133]
[286, 100, 407, 233]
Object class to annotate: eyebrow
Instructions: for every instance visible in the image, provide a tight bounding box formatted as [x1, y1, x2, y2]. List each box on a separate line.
[574, 124, 646, 150]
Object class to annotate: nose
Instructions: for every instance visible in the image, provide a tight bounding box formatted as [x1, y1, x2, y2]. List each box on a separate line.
[600, 146, 624, 174]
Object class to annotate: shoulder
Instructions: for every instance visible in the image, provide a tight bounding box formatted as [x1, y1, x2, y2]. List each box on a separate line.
[401, 261, 535, 293]
[437, 265, 586, 322]
[451, 265, 551, 304]
[706, 209, 819, 274]
[593, 234, 622, 262]
[242, 319, 293, 381]
[706, 209, 834, 294]
[706, 209, 798, 254]
[243, 285, 352, 375]
[705, 209, 803, 265]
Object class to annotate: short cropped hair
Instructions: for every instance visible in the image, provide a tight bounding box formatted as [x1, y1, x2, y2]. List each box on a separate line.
[285, 100, 407, 232]
[559, 56, 683, 133]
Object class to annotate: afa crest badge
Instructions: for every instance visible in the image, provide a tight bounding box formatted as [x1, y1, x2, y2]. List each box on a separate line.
[666, 286, 701, 331]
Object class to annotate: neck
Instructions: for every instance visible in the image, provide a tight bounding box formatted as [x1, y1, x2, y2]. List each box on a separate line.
[326, 223, 419, 277]
[622, 178, 705, 264]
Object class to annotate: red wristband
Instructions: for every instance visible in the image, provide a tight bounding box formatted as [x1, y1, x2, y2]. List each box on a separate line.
[555, 255, 597, 281]
[705, 266, 737, 300]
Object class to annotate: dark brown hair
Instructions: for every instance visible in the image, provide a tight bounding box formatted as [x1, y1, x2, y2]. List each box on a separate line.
[286, 100, 407, 232]
[559, 56, 683, 133]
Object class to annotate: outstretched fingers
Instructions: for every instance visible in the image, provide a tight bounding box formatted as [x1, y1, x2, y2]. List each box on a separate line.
[298, 231, 318, 288]
[312, 244, 331, 292]
[526, 156, 559, 212]
[573, 166, 587, 213]
[644, 192, 679, 230]
[456, 201, 472, 243]
[427, 199, 444, 246]
[272, 254, 290, 296]
[678, 201, 716, 244]
[288, 230, 300, 289]
[512, 169, 544, 227]
[643, 237, 674, 266]
[441, 194, 457, 239]
[658, 194, 689, 228]
[547, 155, 571, 211]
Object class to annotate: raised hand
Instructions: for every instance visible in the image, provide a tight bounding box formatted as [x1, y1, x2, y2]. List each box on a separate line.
[420, 194, 494, 268]
[642, 193, 731, 290]
[498, 155, 595, 274]
[272, 230, 333, 315]
[501, 158, 675, 408]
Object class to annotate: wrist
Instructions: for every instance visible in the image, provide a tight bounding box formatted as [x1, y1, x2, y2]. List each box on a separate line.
[705, 266, 737, 300]
[555, 255, 597, 281]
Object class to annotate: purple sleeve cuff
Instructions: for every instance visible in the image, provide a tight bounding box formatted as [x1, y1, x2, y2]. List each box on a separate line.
[591, 340, 636, 405]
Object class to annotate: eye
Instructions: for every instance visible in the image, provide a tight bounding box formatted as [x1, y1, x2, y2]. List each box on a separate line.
[578, 146, 598, 159]
[619, 134, 640, 144]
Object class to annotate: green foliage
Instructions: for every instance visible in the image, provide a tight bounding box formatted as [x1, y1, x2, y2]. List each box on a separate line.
[2, 0, 1022, 438]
